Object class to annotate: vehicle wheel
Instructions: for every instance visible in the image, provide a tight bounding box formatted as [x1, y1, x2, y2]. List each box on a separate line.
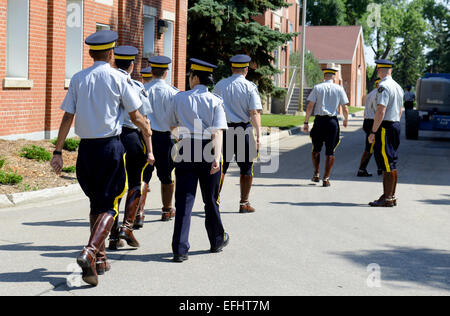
[405, 110, 419, 140]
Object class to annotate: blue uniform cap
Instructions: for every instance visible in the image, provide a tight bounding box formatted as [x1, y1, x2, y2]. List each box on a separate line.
[190, 58, 217, 73]
[114, 46, 139, 60]
[148, 56, 172, 69]
[140, 67, 153, 78]
[230, 54, 251, 68]
[376, 59, 394, 69]
[85, 30, 118, 51]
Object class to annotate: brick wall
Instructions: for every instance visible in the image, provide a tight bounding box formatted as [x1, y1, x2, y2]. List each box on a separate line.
[0, 0, 187, 140]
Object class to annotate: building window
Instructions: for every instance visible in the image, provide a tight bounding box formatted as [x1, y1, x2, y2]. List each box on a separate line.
[96, 23, 111, 32]
[143, 16, 155, 58]
[66, 0, 84, 80]
[6, 0, 29, 78]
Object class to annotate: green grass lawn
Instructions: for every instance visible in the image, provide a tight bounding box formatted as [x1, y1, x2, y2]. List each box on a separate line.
[348, 106, 364, 114]
[261, 114, 308, 129]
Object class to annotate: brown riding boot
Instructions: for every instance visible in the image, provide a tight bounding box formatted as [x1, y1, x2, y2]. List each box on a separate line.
[392, 170, 398, 206]
[118, 188, 141, 247]
[77, 212, 115, 286]
[90, 215, 111, 275]
[311, 152, 321, 182]
[161, 183, 176, 221]
[357, 152, 373, 177]
[322, 156, 335, 187]
[108, 216, 124, 250]
[369, 171, 396, 207]
[134, 183, 148, 229]
[239, 175, 255, 213]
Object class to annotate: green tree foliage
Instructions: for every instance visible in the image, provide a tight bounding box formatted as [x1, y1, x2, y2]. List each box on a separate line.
[393, 0, 429, 88]
[301, 0, 347, 26]
[188, 0, 297, 94]
[290, 51, 323, 87]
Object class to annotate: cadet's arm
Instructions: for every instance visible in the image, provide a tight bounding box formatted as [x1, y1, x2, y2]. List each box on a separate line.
[341, 103, 349, 127]
[210, 129, 224, 175]
[368, 105, 387, 144]
[129, 110, 155, 165]
[303, 101, 315, 133]
[51, 112, 74, 175]
[250, 110, 262, 150]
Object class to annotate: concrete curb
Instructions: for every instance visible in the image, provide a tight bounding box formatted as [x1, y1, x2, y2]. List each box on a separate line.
[0, 184, 82, 209]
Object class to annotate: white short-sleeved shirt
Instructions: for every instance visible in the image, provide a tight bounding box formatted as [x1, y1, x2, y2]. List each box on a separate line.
[213, 74, 262, 123]
[146, 79, 179, 132]
[120, 72, 152, 129]
[168, 85, 228, 140]
[377, 76, 404, 122]
[307, 80, 349, 116]
[404, 91, 415, 102]
[364, 88, 378, 120]
[61, 61, 142, 139]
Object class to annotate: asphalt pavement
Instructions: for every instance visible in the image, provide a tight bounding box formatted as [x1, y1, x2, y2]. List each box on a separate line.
[0, 115, 449, 296]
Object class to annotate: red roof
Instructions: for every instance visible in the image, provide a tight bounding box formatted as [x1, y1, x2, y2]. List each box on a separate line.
[305, 26, 363, 63]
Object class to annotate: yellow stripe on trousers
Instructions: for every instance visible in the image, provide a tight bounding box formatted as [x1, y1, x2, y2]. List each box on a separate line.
[381, 128, 391, 172]
[113, 153, 128, 220]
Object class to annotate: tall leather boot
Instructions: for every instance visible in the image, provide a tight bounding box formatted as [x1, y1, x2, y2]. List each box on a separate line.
[90, 215, 111, 275]
[322, 156, 335, 187]
[311, 152, 321, 182]
[239, 175, 255, 213]
[392, 169, 398, 206]
[108, 216, 124, 250]
[357, 151, 373, 177]
[77, 212, 115, 286]
[134, 183, 148, 229]
[369, 172, 396, 207]
[118, 188, 141, 247]
[161, 183, 176, 221]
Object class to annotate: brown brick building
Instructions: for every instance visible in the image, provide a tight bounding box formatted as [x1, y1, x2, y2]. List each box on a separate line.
[302, 26, 367, 107]
[0, 0, 187, 140]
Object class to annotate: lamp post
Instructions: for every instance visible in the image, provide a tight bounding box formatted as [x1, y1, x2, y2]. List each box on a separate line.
[298, 0, 307, 114]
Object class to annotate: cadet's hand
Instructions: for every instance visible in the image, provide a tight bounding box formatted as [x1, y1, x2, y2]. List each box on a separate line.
[147, 153, 155, 166]
[303, 123, 309, 133]
[368, 134, 375, 144]
[210, 158, 221, 175]
[51, 154, 63, 176]
[343, 119, 348, 128]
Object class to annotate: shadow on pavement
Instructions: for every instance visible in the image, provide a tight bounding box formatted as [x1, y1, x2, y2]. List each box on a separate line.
[271, 201, 368, 208]
[22, 219, 88, 228]
[0, 268, 74, 292]
[330, 246, 450, 291]
[418, 194, 450, 206]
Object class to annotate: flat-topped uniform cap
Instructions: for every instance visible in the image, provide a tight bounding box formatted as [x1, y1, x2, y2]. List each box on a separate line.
[114, 46, 139, 60]
[230, 54, 251, 68]
[85, 30, 118, 51]
[376, 59, 394, 69]
[140, 67, 153, 78]
[149, 56, 172, 69]
[322, 63, 340, 75]
[190, 58, 217, 73]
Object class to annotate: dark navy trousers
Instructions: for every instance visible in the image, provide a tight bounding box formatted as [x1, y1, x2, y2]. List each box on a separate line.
[172, 139, 225, 256]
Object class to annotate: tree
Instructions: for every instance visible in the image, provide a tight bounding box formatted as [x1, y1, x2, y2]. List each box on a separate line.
[393, 0, 429, 88]
[290, 51, 323, 87]
[187, 0, 297, 94]
[301, 0, 347, 26]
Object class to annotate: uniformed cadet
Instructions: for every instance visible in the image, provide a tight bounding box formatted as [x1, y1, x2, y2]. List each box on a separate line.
[167, 58, 229, 263]
[140, 56, 179, 223]
[213, 54, 262, 213]
[303, 63, 349, 187]
[134, 66, 153, 229]
[357, 78, 381, 177]
[107, 46, 154, 250]
[403, 85, 415, 110]
[141, 67, 153, 85]
[50, 30, 152, 286]
[368, 59, 404, 207]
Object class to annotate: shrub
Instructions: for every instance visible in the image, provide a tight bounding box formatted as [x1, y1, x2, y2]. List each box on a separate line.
[62, 166, 76, 173]
[0, 158, 5, 169]
[271, 87, 287, 99]
[51, 138, 80, 152]
[0, 169, 23, 185]
[19, 145, 52, 162]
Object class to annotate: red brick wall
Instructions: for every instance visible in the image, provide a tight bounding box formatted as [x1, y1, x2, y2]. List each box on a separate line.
[0, 0, 187, 139]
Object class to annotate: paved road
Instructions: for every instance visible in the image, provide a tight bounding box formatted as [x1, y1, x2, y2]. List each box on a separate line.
[0, 116, 449, 296]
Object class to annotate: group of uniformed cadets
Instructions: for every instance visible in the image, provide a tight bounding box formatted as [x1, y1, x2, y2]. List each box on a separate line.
[50, 29, 404, 286]
[303, 59, 403, 207]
